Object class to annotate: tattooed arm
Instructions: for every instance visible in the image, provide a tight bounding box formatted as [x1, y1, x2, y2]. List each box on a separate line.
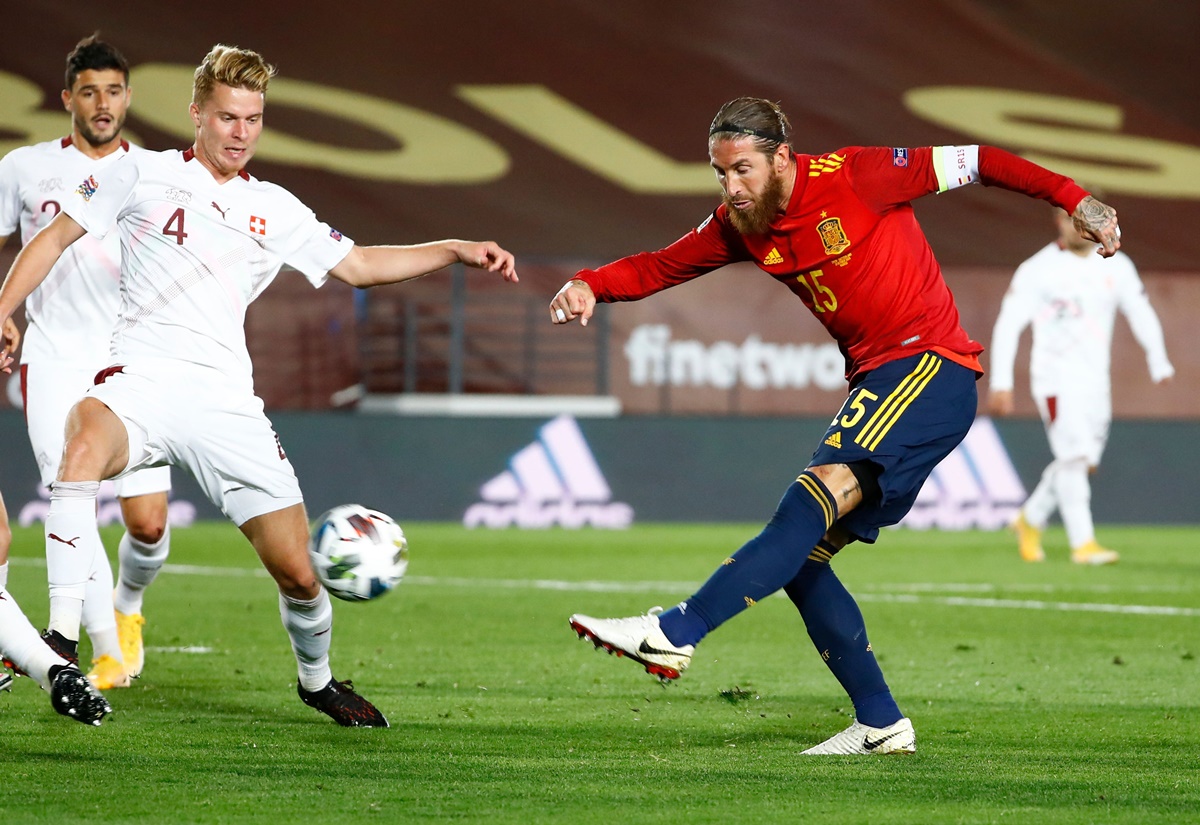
[1072, 195, 1121, 258]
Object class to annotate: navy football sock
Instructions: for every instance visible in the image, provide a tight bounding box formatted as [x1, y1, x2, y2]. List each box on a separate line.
[658, 473, 837, 647]
[784, 554, 902, 729]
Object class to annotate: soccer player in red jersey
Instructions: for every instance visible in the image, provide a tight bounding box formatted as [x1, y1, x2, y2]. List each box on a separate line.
[553, 97, 1121, 755]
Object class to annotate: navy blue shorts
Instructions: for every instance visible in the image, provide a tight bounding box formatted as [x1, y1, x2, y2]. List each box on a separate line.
[808, 351, 978, 543]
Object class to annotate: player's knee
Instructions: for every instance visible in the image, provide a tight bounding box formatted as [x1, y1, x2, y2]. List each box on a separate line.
[277, 576, 322, 601]
[121, 498, 169, 544]
[269, 558, 321, 600]
[124, 515, 166, 545]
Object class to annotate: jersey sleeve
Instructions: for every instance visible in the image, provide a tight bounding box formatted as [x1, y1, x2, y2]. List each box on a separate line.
[0, 150, 23, 236]
[575, 210, 745, 301]
[988, 262, 1039, 392]
[847, 145, 1089, 215]
[977, 146, 1089, 213]
[277, 208, 355, 288]
[60, 156, 138, 239]
[1113, 257, 1174, 382]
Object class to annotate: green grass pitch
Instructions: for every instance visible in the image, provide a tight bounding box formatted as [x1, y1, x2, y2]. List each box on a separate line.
[2, 522, 1197, 824]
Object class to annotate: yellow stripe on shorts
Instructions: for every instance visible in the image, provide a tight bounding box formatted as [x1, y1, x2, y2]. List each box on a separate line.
[854, 353, 942, 452]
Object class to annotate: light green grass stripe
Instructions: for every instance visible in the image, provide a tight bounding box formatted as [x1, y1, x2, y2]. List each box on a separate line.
[10, 557, 1196, 616]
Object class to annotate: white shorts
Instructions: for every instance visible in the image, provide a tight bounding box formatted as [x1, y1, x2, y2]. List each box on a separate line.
[1034, 390, 1111, 467]
[21, 360, 171, 497]
[86, 359, 302, 526]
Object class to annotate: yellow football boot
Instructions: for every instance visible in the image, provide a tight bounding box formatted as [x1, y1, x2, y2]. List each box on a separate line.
[87, 654, 131, 690]
[115, 610, 147, 679]
[1071, 540, 1119, 565]
[1011, 512, 1045, 562]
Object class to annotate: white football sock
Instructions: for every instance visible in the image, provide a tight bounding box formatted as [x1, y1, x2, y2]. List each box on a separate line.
[114, 525, 170, 615]
[81, 539, 122, 662]
[1021, 463, 1059, 529]
[45, 481, 102, 641]
[1054, 459, 1095, 548]
[0, 588, 69, 690]
[0, 561, 8, 591]
[279, 590, 333, 691]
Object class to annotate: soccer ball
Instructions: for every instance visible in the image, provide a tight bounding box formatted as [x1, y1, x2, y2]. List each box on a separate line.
[308, 504, 409, 602]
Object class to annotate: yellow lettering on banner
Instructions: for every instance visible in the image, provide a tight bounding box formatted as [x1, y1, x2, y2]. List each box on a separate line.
[457, 84, 717, 194]
[903, 86, 1200, 200]
[129, 64, 509, 183]
[0, 72, 142, 157]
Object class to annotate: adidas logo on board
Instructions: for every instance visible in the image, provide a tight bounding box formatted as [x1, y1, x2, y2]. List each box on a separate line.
[462, 415, 633, 529]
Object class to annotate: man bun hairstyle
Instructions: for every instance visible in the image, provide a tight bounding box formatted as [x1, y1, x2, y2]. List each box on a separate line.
[709, 97, 792, 155]
[65, 33, 130, 90]
[192, 44, 276, 108]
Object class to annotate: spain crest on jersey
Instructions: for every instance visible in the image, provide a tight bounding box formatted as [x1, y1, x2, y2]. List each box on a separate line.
[816, 216, 850, 256]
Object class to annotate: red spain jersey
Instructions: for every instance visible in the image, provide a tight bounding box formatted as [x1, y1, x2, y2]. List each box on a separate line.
[576, 145, 1088, 382]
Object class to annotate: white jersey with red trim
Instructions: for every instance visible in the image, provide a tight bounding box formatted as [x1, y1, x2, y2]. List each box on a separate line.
[0, 136, 138, 364]
[989, 242, 1173, 398]
[61, 148, 354, 383]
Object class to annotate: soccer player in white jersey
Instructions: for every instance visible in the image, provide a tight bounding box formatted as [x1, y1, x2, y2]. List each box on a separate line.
[0, 44, 518, 726]
[0, 325, 110, 725]
[988, 206, 1173, 564]
[0, 35, 172, 691]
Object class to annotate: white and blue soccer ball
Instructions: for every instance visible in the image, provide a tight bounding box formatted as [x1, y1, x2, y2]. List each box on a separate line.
[308, 504, 409, 602]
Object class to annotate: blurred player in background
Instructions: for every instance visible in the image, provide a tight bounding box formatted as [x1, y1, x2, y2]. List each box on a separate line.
[0, 35, 172, 691]
[0, 44, 518, 726]
[0, 325, 110, 725]
[551, 97, 1122, 755]
[988, 206, 1173, 564]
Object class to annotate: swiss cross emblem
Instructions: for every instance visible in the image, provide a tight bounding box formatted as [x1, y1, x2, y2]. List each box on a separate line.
[249, 215, 267, 235]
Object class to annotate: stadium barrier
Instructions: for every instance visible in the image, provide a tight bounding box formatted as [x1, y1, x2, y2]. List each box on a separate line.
[1, 409, 1193, 528]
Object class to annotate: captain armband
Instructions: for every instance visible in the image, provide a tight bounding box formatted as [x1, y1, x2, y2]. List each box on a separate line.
[931, 145, 980, 193]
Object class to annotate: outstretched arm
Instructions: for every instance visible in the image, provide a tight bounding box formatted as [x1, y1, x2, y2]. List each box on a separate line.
[0, 211, 85, 371]
[327, 240, 517, 288]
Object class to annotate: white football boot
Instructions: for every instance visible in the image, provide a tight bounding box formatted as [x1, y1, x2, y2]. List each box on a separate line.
[569, 606, 694, 682]
[801, 717, 916, 755]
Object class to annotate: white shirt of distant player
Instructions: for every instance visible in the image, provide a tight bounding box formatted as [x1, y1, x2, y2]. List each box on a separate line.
[989, 242, 1174, 398]
[62, 148, 353, 383]
[0, 136, 139, 363]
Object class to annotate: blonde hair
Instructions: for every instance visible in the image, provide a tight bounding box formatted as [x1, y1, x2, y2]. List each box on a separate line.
[192, 44, 276, 107]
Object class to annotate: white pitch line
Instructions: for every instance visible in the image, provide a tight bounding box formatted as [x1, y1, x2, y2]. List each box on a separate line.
[853, 592, 1200, 617]
[7, 558, 1197, 618]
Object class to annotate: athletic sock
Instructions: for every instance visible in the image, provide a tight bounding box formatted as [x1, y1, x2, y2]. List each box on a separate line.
[81, 539, 122, 661]
[0, 588, 66, 691]
[1022, 464, 1059, 529]
[1053, 459, 1095, 548]
[0, 561, 8, 591]
[114, 525, 171, 615]
[279, 590, 334, 692]
[784, 548, 902, 729]
[45, 481, 103, 641]
[659, 472, 838, 647]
